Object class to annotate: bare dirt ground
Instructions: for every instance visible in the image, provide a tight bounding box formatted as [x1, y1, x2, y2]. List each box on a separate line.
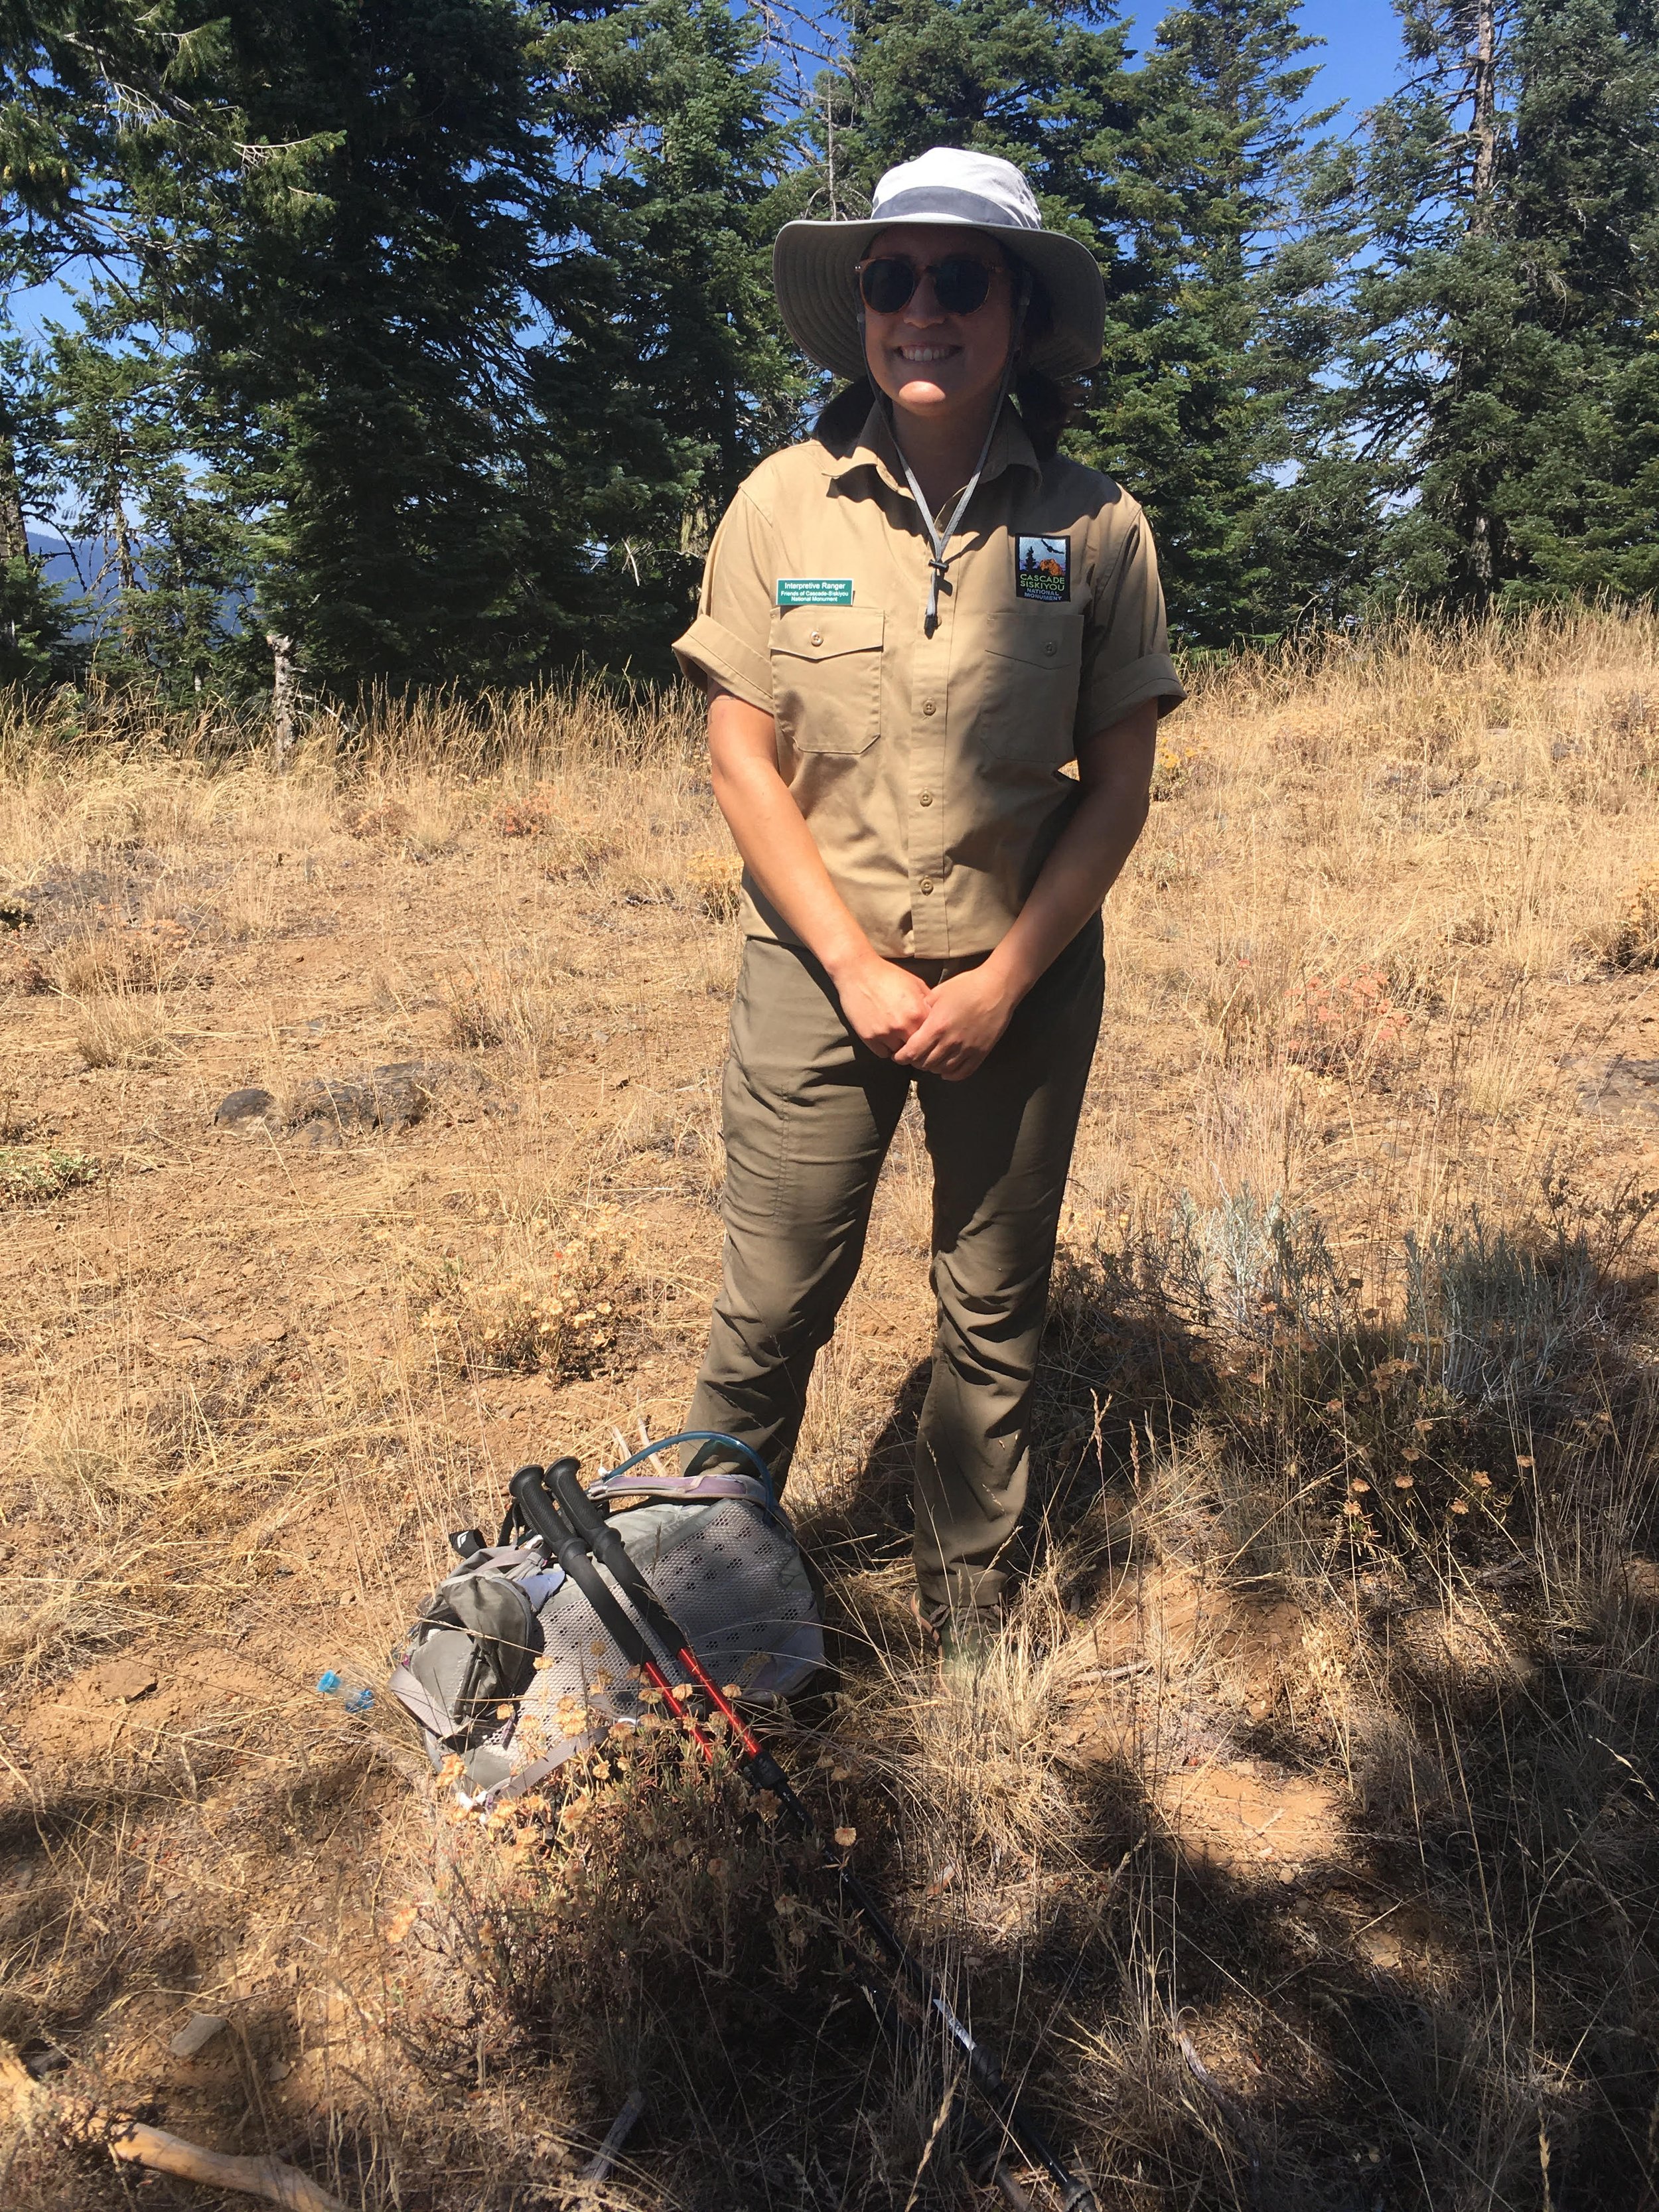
[3, 615, 1658, 2211]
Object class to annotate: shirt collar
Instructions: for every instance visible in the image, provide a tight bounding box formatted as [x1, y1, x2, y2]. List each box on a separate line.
[826, 396, 1041, 496]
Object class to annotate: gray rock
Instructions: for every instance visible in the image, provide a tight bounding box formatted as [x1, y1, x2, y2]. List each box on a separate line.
[286, 1061, 435, 1135]
[170, 2012, 228, 2058]
[213, 1086, 278, 1128]
[1568, 1055, 1659, 1116]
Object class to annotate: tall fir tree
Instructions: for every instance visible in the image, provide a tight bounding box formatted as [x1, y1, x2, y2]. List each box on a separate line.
[1077, 0, 1371, 642]
[0, 330, 80, 684]
[171, 0, 563, 693]
[818, 0, 1141, 295]
[523, 0, 802, 672]
[34, 0, 798, 692]
[1351, 0, 1659, 606]
[3, 2, 334, 691]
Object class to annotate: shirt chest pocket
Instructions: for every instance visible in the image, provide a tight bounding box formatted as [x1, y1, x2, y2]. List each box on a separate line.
[975, 611, 1084, 764]
[770, 607, 885, 758]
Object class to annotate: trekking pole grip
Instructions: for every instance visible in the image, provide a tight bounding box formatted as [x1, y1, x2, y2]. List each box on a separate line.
[508, 1461, 585, 1571]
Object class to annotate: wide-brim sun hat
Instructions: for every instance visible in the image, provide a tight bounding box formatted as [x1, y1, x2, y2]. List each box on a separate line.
[773, 147, 1106, 384]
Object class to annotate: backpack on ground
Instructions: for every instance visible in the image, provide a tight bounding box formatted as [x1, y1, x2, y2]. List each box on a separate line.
[389, 1451, 822, 1807]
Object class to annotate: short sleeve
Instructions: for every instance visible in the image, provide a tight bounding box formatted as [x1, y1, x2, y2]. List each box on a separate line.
[672, 487, 776, 710]
[1074, 504, 1185, 737]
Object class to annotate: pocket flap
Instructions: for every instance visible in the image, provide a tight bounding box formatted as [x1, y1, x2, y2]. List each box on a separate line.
[983, 611, 1082, 669]
[772, 606, 885, 661]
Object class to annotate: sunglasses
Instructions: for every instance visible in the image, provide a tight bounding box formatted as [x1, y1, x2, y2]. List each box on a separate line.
[855, 254, 1003, 318]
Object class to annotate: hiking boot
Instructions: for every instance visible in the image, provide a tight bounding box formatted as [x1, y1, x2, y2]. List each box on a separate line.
[938, 1612, 996, 1684]
[912, 1593, 998, 1682]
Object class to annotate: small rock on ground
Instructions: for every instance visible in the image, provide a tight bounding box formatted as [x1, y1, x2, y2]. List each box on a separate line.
[212, 1086, 279, 1128]
[169, 2013, 228, 2059]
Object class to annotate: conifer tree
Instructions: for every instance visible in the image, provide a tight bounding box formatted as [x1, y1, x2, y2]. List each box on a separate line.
[0, 1, 236, 685]
[1351, 0, 1659, 605]
[523, 0, 802, 671]
[1075, 0, 1368, 643]
[0, 334, 79, 685]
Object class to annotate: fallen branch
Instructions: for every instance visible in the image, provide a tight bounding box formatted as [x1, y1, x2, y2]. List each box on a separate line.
[577, 2083, 646, 2184]
[1, 2044, 351, 2212]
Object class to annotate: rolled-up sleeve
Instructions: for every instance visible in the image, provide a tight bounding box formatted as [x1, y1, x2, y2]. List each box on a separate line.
[672, 487, 777, 711]
[1074, 501, 1185, 737]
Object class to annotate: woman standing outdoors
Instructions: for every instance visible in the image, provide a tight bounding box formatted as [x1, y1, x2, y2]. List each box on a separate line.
[673, 148, 1185, 1670]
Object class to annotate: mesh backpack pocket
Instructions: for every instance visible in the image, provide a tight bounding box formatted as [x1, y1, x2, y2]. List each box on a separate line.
[500, 1469, 824, 1805]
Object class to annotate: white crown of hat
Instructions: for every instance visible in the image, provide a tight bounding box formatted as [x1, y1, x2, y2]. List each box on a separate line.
[866, 147, 1044, 233]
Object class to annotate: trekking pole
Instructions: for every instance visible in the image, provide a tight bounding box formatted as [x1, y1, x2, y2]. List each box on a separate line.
[506, 1461, 1098, 2212]
[507, 1460, 722, 1762]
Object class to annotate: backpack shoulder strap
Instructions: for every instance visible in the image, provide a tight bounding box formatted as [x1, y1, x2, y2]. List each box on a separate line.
[586, 1469, 791, 1531]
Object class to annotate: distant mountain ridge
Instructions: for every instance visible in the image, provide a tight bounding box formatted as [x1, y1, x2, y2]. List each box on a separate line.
[27, 528, 109, 605]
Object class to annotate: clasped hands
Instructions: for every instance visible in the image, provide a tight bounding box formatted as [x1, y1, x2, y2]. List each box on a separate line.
[833, 952, 1019, 1080]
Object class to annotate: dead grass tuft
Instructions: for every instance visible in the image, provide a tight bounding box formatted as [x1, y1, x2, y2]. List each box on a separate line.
[72, 990, 174, 1068]
[415, 1216, 650, 1383]
[489, 788, 555, 839]
[1600, 871, 1659, 970]
[689, 847, 743, 921]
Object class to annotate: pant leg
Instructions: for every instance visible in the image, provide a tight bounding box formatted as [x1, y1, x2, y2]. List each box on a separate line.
[687, 936, 909, 1489]
[911, 917, 1105, 1619]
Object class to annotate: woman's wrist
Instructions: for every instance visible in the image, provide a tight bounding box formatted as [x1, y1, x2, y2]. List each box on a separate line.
[978, 942, 1037, 1010]
[820, 931, 884, 992]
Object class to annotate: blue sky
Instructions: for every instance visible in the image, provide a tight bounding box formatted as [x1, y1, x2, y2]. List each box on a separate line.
[1277, 0, 1405, 131]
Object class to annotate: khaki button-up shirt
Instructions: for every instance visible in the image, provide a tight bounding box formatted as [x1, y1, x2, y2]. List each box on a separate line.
[672, 400, 1185, 960]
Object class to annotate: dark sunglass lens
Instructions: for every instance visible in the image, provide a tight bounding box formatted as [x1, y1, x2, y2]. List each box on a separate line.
[934, 258, 993, 315]
[859, 258, 918, 314]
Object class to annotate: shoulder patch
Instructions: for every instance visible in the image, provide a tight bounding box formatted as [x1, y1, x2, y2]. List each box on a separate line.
[1015, 536, 1070, 603]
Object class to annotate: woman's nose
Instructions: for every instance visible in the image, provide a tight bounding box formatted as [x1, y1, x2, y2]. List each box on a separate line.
[902, 273, 946, 325]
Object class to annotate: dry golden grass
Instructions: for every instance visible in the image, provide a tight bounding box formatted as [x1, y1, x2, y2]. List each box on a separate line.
[2, 613, 1658, 2211]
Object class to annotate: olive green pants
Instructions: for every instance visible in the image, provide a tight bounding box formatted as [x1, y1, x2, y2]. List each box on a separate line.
[687, 917, 1103, 1620]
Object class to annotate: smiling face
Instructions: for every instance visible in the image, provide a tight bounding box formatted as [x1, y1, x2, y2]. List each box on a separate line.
[859, 224, 1017, 433]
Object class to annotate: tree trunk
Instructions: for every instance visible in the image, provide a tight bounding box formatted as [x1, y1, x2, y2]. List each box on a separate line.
[0, 437, 28, 565]
[268, 632, 302, 771]
[1470, 0, 1498, 217]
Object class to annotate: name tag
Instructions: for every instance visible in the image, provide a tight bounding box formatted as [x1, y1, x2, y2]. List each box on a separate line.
[777, 577, 854, 607]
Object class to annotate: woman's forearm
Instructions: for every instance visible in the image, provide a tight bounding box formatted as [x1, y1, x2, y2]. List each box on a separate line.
[981, 702, 1157, 1003]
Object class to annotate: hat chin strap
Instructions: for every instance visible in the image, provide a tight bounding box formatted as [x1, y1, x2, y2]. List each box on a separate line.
[870, 270, 1032, 634]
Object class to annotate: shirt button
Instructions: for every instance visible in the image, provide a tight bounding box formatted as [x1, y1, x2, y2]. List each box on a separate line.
[922, 699, 936, 715]
[919, 791, 933, 807]
[1043, 641, 1057, 658]
[810, 629, 823, 645]
[920, 879, 934, 895]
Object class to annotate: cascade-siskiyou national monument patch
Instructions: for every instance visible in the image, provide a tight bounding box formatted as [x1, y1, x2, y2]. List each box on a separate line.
[1015, 536, 1069, 603]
